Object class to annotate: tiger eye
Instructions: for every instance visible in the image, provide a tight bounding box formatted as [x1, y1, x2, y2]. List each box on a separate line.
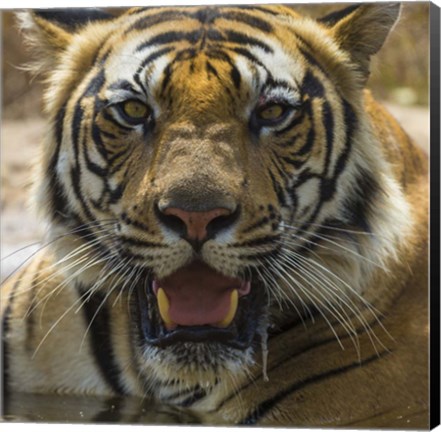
[122, 100, 149, 119]
[257, 104, 285, 121]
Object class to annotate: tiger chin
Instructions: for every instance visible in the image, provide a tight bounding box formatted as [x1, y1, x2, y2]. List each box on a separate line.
[2, 3, 429, 427]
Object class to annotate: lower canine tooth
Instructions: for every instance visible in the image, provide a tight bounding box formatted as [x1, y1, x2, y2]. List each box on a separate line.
[217, 289, 238, 328]
[157, 288, 175, 330]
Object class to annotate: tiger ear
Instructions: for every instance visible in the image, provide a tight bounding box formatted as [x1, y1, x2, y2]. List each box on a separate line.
[319, 3, 401, 82]
[17, 8, 114, 72]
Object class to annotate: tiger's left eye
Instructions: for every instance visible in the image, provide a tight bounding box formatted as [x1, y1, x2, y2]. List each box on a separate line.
[123, 100, 149, 118]
[117, 100, 152, 125]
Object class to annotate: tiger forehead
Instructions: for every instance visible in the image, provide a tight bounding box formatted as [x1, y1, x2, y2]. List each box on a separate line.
[123, 6, 278, 37]
[109, 6, 284, 57]
[104, 7, 303, 111]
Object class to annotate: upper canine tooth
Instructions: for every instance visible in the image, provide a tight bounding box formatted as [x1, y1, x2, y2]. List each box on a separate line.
[157, 288, 175, 330]
[217, 289, 239, 328]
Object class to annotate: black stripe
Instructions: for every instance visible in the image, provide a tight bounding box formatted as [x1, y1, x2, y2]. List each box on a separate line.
[108, 183, 125, 205]
[219, 11, 273, 33]
[235, 5, 280, 16]
[270, 152, 291, 182]
[318, 4, 361, 27]
[48, 104, 70, 222]
[302, 69, 325, 98]
[126, 7, 152, 16]
[298, 46, 332, 82]
[70, 71, 107, 220]
[159, 63, 173, 98]
[322, 100, 334, 178]
[112, 171, 130, 211]
[70, 165, 94, 220]
[206, 48, 231, 62]
[281, 155, 306, 170]
[224, 30, 273, 53]
[205, 60, 220, 79]
[180, 387, 208, 407]
[102, 110, 133, 132]
[333, 100, 357, 179]
[202, 28, 226, 42]
[320, 100, 352, 202]
[343, 166, 380, 232]
[134, 46, 174, 88]
[192, 8, 220, 24]
[240, 351, 389, 425]
[242, 217, 270, 234]
[296, 99, 357, 235]
[161, 383, 203, 403]
[108, 79, 139, 93]
[174, 48, 197, 62]
[129, 10, 188, 33]
[83, 155, 107, 180]
[262, 79, 296, 98]
[109, 151, 132, 176]
[136, 29, 203, 52]
[278, 133, 302, 149]
[91, 120, 109, 160]
[277, 100, 312, 147]
[84, 69, 105, 97]
[130, 7, 275, 35]
[108, 148, 131, 168]
[268, 169, 287, 207]
[229, 47, 272, 76]
[72, 104, 83, 159]
[83, 124, 108, 178]
[230, 64, 241, 90]
[292, 168, 321, 188]
[275, 110, 306, 137]
[99, 130, 116, 140]
[80, 287, 126, 395]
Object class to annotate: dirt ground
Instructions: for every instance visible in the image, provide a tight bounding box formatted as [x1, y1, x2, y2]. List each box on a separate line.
[0, 104, 429, 279]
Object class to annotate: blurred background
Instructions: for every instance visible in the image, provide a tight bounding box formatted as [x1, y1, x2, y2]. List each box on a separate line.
[1, 4, 430, 278]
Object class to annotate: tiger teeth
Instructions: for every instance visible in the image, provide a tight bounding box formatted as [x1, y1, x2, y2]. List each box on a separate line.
[157, 288, 176, 330]
[217, 289, 239, 328]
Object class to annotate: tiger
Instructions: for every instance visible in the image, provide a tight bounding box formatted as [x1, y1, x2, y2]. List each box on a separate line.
[1, 3, 429, 427]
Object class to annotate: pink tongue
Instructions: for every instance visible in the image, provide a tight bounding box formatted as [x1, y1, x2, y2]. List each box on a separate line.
[155, 261, 249, 327]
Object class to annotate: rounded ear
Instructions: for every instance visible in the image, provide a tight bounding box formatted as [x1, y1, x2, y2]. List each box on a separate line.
[319, 3, 401, 83]
[17, 8, 114, 73]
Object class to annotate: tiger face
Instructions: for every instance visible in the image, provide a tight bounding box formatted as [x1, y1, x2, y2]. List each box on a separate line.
[22, 4, 407, 395]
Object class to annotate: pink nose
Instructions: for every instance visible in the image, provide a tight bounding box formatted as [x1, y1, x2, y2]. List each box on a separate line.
[163, 208, 232, 242]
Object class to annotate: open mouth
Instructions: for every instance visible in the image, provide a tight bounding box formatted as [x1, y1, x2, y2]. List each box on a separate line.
[136, 261, 265, 349]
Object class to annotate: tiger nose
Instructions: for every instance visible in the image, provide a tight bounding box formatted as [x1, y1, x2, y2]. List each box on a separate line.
[157, 206, 239, 243]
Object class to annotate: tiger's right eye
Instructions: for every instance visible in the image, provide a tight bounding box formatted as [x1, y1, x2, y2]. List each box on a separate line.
[251, 101, 293, 130]
[256, 103, 286, 122]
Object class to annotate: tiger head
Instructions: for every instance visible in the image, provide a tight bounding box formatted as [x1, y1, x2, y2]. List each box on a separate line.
[21, 4, 407, 399]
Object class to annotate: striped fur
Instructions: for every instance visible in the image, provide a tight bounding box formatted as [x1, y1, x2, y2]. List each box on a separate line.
[2, 4, 428, 426]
